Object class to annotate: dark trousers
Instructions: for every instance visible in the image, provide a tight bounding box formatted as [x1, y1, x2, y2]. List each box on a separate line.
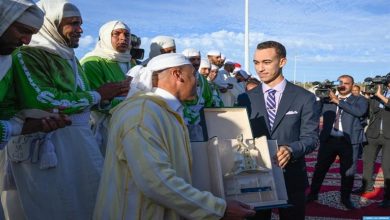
[362, 134, 390, 199]
[310, 137, 359, 199]
[247, 190, 306, 220]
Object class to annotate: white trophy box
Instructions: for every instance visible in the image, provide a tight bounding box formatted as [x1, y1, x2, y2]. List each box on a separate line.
[191, 108, 289, 210]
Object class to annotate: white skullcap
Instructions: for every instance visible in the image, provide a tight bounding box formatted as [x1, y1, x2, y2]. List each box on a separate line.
[151, 35, 175, 49]
[63, 2, 81, 18]
[199, 58, 211, 69]
[149, 35, 175, 59]
[16, 4, 44, 30]
[112, 21, 128, 30]
[207, 50, 221, 57]
[127, 53, 190, 98]
[0, 0, 44, 37]
[182, 48, 200, 58]
[211, 64, 219, 71]
[148, 53, 190, 72]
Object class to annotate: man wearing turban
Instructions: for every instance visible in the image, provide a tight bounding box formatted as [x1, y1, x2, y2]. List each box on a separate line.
[95, 53, 255, 220]
[81, 20, 131, 156]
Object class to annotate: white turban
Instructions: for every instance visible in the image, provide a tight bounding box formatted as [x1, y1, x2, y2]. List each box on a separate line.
[16, 4, 44, 31]
[182, 48, 200, 58]
[29, 0, 81, 60]
[148, 35, 175, 59]
[0, 0, 44, 37]
[207, 50, 221, 57]
[81, 20, 131, 63]
[62, 2, 81, 18]
[199, 59, 211, 69]
[0, 0, 44, 80]
[127, 53, 190, 98]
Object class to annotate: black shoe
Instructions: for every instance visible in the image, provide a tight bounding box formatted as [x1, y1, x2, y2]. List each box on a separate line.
[378, 199, 390, 208]
[352, 186, 374, 194]
[341, 198, 356, 210]
[306, 193, 318, 203]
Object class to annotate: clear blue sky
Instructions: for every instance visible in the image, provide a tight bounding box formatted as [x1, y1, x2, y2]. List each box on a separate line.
[68, 0, 390, 83]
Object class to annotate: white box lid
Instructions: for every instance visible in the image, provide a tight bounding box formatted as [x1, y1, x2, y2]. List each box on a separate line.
[204, 108, 253, 140]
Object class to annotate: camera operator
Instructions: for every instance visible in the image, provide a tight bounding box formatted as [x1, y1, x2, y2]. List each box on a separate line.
[307, 75, 368, 210]
[353, 76, 390, 208]
[130, 33, 144, 65]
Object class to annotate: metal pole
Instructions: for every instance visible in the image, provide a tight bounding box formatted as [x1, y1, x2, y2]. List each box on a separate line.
[293, 55, 297, 84]
[244, 0, 249, 73]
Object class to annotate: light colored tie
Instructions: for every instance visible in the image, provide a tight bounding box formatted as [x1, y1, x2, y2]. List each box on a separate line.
[266, 89, 277, 129]
[334, 97, 346, 131]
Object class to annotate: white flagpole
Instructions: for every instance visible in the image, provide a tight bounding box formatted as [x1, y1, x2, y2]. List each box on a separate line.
[244, 0, 249, 73]
[294, 55, 297, 84]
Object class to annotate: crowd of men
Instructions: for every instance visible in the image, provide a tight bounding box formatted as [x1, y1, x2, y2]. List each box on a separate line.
[0, 0, 389, 219]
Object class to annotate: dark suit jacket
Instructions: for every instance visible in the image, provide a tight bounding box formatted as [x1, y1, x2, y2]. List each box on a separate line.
[366, 97, 390, 139]
[319, 95, 368, 145]
[238, 81, 319, 193]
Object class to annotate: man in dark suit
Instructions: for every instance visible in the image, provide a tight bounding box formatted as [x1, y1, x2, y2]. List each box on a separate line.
[354, 80, 390, 208]
[238, 41, 319, 220]
[307, 75, 368, 209]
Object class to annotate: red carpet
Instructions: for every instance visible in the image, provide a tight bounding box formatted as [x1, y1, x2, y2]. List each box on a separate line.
[304, 150, 389, 219]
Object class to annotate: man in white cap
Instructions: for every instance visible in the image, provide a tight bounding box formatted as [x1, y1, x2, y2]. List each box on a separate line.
[228, 69, 250, 104]
[199, 59, 224, 107]
[215, 60, 237, 106]
[217, 60, 235, 87]
[198, 58, 211, 77]
[208, 64, 224, 107]
[198, 59, 224, 108]
[182, 48, 201, 70]
[81, 20, 132, 156]
[10, 0, 126, 219]
[141, 35, 176, 66]
[182, 49, 213, 141]
[95, 53, 255, 220]
[207, 50, 223, 67]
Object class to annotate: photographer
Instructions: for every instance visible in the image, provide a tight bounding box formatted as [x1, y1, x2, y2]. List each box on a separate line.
[353, 76, 390, 208]
[307, 75, 368, 210]
[130, 33, 144, 65]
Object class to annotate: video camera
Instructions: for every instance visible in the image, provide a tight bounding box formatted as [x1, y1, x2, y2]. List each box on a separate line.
[130, 48, 144, 60]
[363, 74, 390, 94]
[130, 34, 144, 60]
[312, 80, 338, 99]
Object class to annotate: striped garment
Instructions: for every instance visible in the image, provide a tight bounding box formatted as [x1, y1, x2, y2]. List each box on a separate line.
[94, 92, 226, 220]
